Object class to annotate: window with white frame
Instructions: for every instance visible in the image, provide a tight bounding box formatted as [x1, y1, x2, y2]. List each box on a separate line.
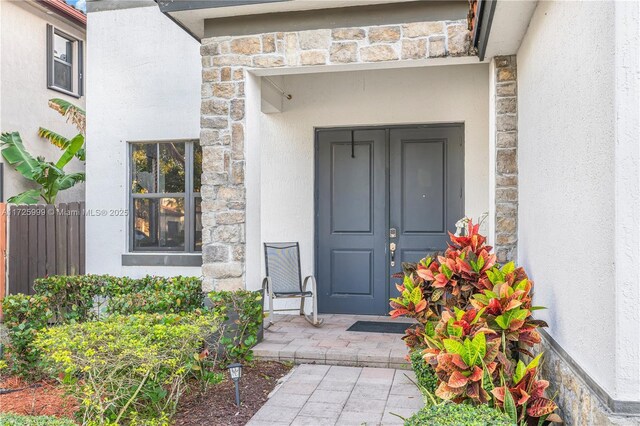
[129, 140, 202, 252]
[47, 24, 83, 97]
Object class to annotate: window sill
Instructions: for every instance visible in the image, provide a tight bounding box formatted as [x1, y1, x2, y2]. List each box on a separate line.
[48, 84, 82, 99]
[121, 253, 202, 267]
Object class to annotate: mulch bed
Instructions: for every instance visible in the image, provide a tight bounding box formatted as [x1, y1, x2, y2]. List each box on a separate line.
[0, 361, 291, 425]
[173, 361, 293, 426]
[0, 376, 77, 420]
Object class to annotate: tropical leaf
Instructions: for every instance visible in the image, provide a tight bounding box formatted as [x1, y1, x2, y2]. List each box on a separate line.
[527, 398, 557, 417]
[38, 127, 70, 149]
[0, 132, 41, 180]
[443, 338, 464, 356]
[48, 98, 86, 134]
[7, 189, 41, 204]
[503, 385, 518, 423]
[56, 134, 84, 169]
[56, 172, 85, 191]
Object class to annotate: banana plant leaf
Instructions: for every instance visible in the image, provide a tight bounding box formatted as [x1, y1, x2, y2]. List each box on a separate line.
[0, 132, 41, 180]
[57, 172, 85, 191]
[48, 98, 85, 134]
[7, 189, 41, 204]
[38, 127, 70, 149]
[56, 134, 84, 169]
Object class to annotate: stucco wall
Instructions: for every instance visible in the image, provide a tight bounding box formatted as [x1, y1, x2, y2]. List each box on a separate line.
[517, 0, 617, 397]
[0, 0, 86, 203]
[85, 5, 202, 277]
[256, 64, 490, 295]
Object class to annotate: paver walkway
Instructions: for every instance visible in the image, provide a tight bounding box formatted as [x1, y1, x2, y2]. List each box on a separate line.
[247, 364, 423, 426]
[254, 314, 412, 368]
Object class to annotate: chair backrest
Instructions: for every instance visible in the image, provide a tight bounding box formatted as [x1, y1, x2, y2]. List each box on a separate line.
[264, 242, 303, 294]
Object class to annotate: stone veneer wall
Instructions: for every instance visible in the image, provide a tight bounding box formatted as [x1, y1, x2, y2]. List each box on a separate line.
[536, 337, 640, 426]
[199, 20, 474, 291]
[493, 55, 518, 263]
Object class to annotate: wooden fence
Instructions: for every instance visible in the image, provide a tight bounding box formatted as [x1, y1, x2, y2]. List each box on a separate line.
[7, 202, 85, 295]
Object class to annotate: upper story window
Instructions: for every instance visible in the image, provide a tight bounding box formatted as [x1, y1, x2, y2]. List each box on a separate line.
[129, 140, 202, 253]
[47, 25, 83, 98]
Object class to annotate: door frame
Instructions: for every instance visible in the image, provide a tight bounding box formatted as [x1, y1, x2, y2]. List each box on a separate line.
[314, 123, 465, 314]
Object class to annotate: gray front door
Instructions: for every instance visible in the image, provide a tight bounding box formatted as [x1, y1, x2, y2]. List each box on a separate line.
[316, 125, 464, 315]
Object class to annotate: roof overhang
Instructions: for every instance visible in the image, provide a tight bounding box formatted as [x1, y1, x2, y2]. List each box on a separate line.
[471, 0, 537, 61]
[157, 0, 432, 41]
[40, 0, 87, 26]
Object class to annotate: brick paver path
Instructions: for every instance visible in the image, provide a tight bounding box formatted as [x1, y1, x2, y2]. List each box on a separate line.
[254, 314, 412, 368]
[247, 364, 423, 426]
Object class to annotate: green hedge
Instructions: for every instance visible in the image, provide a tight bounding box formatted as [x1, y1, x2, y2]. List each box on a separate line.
[410, 349, 438, 395]
[1, 294, 52, 376]
[107, 276, 203, 315]
[0, 413, 76, 426]
[2, 275, 205, 376]
[404, 403, 514, 426]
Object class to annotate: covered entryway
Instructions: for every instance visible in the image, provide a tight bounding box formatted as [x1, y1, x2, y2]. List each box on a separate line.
[316, 125, 464, 315]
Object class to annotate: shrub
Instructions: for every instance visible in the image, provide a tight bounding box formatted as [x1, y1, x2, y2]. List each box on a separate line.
[34, 275, 110, 323]
[403, 403, 513, 426]
[208, 290, 264, 364]
[390, 220, 561, 424]
[0, 413, 76, 426]
[107, 276, 203, 315]
[1, 294, 52, 376]
[410, 350, 438, 395]
[4, 275, 205, 378]
[35, 313, 220, 425]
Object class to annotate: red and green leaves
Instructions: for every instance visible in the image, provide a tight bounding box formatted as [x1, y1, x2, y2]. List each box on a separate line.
[492, 354, 561, 424]
[390, 275, 430, 319]
[433, 331, 500, 404]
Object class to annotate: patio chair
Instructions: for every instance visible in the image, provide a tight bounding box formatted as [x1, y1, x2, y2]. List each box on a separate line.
[262, 242, 324, 328]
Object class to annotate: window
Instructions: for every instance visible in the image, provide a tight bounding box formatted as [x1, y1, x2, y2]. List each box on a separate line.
[129, 140, 202, 253]
[47, 25, 83, 97]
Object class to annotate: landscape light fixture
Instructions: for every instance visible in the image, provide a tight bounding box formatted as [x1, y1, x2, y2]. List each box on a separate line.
[228, 363, 243, 406]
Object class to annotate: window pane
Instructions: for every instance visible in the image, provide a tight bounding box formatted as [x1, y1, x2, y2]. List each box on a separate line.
[193, 141, 202, 193]
[53, 33, 72, 63]
[132, 143, 157, 193]
[159, 142, 185, 193]
[133, 198, 185, 250]
[194, 196, 202, 252]
[53, 61, 72, 91]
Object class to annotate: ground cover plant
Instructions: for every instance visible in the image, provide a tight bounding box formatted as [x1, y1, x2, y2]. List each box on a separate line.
[0, 413, 77, 426]
[391, 220, 562, 425]
[1, 275, 269, 425]
[35, 313, 220, 425]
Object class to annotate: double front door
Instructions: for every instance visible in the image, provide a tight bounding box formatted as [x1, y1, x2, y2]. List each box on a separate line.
[316, 125, 464, 315]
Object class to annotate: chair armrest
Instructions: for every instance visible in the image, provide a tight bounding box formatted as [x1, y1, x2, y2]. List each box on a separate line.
[262, 277, 271, 292]
[302, 275, 317, 294]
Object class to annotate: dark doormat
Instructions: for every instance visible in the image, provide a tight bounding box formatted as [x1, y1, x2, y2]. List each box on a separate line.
[347, 321, 414, 334]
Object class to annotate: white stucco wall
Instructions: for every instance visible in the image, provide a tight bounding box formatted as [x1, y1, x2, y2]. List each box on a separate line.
[252, 64, 490, 296]
[85, 5, 202, 278]
[0, 0, 86, 203]
[518, 0, 622, 398]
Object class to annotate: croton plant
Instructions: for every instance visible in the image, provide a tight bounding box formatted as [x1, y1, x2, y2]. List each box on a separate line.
[390, 219, 562, 425]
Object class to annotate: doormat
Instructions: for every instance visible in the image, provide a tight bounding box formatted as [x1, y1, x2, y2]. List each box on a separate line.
[346, 321, 414, 334]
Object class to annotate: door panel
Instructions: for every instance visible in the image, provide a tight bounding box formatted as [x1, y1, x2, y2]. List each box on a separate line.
[317, 129, 387, 314]
[390, 126, 464, 274]
[316, 125, 464, 315]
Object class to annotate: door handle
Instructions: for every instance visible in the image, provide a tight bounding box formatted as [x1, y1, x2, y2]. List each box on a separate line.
[390, 242, 396, 267]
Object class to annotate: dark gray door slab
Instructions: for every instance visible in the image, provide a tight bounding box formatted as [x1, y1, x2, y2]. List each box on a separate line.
[390, 126, 464, 274]
[316, 129, 387, 315]
[316, 125, 464, 315]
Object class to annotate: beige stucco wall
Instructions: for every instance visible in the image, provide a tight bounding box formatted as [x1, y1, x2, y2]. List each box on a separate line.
[0, 0, 86, 203]
[85, 5, 202, 278]
[518, 0, 618, 398]
[254, 63, 490, 306]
